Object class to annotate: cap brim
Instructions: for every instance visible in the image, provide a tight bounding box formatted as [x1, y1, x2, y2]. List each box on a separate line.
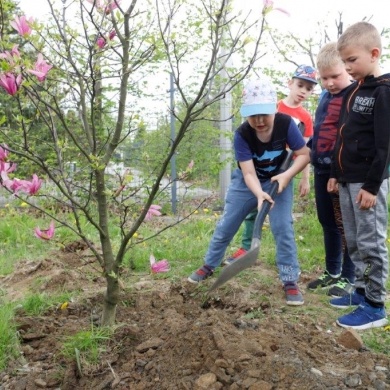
[240, 104, 276, 117]
[293, 76, 318, 84]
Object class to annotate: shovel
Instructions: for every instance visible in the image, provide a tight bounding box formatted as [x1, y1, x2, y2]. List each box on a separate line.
[208, 150, 294, 293]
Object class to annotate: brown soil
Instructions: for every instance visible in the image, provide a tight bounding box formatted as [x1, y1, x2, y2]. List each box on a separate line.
[0, 248, 389, 390]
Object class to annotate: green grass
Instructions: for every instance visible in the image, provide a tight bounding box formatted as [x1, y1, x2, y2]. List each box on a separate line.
[21, 291, 76, 316]
[0, 303, 20, 370]
[61, 326, 113, 371]
[0, 175, 390, 369]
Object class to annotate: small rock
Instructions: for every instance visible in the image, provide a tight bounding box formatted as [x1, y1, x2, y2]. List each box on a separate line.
[344, 373, 362, 387]
[310, 367, 323, 377]
[135, 337, 164, 352]
[34, 378, 47, 388]
[337, 328, 364, 350]
[194, 372, 217, 389]
[249, 381, 273, 390]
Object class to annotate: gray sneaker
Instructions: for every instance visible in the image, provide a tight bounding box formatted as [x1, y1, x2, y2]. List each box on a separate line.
[327, 278, 355, 297]
[187, 265, 214, 284]
[284, 282, 304, 306]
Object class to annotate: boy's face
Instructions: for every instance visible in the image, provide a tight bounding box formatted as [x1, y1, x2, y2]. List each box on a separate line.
[339, 45, 379, 81]
[319, 63, 352, 94]
[288, 78, 315, 104]
[247, 114, 275, 140]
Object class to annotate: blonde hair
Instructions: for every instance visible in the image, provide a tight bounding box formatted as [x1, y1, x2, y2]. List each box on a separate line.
[337, 21, 382, 53]
[316, 42, 342, 71]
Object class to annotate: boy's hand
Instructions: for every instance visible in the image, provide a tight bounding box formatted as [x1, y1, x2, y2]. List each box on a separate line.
[356, 189, 377, 209]
[298, 177, 310, 197]
[271, 172, 290, 194]
[257, 190, 274, 210]
[327, 178, 338, 193]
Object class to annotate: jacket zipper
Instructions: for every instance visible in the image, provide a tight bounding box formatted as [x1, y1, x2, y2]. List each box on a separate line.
[338, 81, 362, 174]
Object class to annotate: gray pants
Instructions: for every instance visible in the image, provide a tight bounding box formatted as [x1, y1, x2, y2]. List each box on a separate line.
[339, 180, 389, 304]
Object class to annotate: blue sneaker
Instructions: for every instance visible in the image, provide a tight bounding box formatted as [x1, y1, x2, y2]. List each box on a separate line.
[336, 302, 388, 330]
[330, 291, 365, 309]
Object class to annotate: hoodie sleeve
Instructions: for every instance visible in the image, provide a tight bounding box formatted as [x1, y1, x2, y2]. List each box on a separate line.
[362, 84, 390, 194]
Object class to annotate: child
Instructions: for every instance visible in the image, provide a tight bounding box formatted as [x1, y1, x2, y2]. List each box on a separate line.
[328, 22, 390, 329]
[225, 65, 317, 263]
[187, 76, 310, 306]
[306, 43, 355, 297]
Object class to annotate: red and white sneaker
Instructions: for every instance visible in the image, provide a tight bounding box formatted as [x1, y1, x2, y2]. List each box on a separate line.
[223, 247, 247, 266]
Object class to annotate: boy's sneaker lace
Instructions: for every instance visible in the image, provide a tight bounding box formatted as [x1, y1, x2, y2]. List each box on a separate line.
[307, 270, 340, 290]
[284, 282, 304, 306]
[327, 278, 355, 297]
[330, 290, 365, 308]
[224, 247, 247, 266]
[336, 301, 388, 330]
[187, 265, 214, 284]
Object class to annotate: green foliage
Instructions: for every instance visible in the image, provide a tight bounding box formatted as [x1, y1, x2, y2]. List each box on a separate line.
[21, 291, 76, 315]
[0, 303, 19, 370]
[61, 326, 112, 365]
[363, 324, 390, 354]
[127, 99, 230, 186]
[0, 206, 57, 274]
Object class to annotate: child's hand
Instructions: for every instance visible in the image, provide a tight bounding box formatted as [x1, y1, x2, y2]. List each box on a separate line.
[298, 177, 310, 197]
[327, 178, 338, 193]
[257, 190, 274, 210]
[356, 189, 377, 209]
[271, 172, 290, 193]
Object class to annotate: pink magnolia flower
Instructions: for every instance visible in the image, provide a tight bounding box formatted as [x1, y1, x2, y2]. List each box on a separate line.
[27, 54, 53, 82]
[0, 144, 9, 162]
[0, 171, 18, 192]
[262, 0, 290, 16]
[34, 221, 55, 240]
[27, 174, 42, 195]
[10, 15, 33, 37]
[0, 161, 17, 173]
[150, 254, 170, 274]
[1, 172, 42, 195]
[96, 30, 116, 49]
[105, 0, 121, 13]
[0, 72, 22, 96]
[86, 0, 121, 14]
[11, 45, 20, 57]
[144, 204, 162, 221]
[96, 35, 106, 49]
[108, 30, 116, 40]
[0, 45, 21, 64]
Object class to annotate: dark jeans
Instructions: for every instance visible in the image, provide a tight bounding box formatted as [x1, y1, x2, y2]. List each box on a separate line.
[314, 171, 355, 283]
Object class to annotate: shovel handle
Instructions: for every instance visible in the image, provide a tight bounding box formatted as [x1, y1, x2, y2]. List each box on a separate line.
[252, 150, 294, 241]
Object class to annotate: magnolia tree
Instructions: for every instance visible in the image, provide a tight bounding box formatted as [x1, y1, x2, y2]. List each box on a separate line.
[0, 0, 283, 325]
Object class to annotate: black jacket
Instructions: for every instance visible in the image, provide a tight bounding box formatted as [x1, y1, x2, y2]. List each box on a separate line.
[332, 74, 390, 195]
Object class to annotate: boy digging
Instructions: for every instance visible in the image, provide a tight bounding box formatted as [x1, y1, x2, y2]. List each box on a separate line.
[225, 64, 317, 264]
[188, 76, 310, 306]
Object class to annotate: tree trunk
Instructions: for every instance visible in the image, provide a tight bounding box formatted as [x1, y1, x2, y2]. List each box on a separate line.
[101, 274, 119, 326]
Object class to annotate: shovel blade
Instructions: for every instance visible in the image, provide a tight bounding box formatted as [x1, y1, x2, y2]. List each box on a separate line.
[208, 241, 260, 293]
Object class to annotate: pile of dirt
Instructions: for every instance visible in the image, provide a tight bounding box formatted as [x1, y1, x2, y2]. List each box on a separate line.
[0, 249, 389, 390]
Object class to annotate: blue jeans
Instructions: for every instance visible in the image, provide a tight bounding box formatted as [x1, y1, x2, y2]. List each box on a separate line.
[314, 171, 355, 282]
[204, 168, 300, 283]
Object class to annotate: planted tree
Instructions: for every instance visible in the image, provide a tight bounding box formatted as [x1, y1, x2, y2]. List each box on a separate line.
[0, 0, 284, 325]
